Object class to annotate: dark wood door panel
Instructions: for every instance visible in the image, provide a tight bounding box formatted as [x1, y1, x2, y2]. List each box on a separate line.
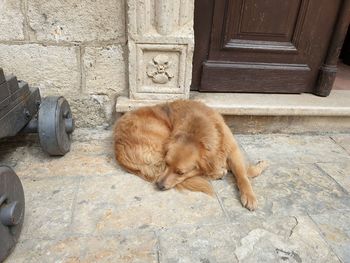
[200, 61, 311, 92]
[192, 0, 348, 95]
[223, 0, 306, 52]
[210, 0, 341, 62]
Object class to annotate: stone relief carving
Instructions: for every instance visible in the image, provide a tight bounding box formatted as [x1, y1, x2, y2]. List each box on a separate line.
[124, 0, 194, 100]
[146, 54, 175, 84]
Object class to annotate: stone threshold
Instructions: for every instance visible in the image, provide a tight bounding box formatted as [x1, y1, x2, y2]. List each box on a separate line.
[116, 90, 350, 117]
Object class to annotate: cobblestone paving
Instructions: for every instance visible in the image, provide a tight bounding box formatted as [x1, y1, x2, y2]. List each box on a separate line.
[1, 129, 349, 263]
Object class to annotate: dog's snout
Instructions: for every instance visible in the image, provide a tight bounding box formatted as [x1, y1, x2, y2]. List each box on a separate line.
[156, 181, 166, 191]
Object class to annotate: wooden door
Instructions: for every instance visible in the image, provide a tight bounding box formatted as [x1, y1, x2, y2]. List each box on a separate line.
[192, 0, 350, 96]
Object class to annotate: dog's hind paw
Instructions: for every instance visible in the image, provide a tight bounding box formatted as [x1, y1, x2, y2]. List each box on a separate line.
[256, 160, 269, 171]
[240, 192, 258, 211]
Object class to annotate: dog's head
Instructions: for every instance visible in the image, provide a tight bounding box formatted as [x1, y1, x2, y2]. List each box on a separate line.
[156, 133, 205, 190]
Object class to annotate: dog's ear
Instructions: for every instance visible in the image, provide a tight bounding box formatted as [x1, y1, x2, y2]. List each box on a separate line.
[199, 138, 213, 152]
[160, 103, 172, 118]
[176, 176, 214, 196]
[200, 141, 211, 151]
[152, 103, 172, 129]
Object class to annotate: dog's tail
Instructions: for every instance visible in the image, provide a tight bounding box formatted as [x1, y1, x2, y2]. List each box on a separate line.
[176, 176, 214, 196]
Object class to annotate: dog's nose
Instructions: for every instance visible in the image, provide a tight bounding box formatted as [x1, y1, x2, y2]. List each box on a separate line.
[156, 182, 166, 191]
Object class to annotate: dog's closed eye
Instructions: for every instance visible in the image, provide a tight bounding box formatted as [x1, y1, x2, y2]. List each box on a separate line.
[176, 169, 184, 175]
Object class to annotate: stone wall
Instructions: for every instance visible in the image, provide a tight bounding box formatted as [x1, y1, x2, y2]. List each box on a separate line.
[0, 0, 127, 128]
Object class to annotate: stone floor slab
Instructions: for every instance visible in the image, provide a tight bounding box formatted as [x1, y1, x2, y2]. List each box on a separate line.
[310, 212, 350, 263]
[2, 130, 350, 262]
[159, 224, 238, 263]
[71, 172, 225, 235]
[213, 164, 350, 221]
[317, 162, 350, 192]
[0, 141, 117, 178]
[20, 176, 79, 240]
[159, 216, 340, 263]
[236, 135, 349, 164]
[7, 231, 158, 263]
[331, 134, 350, 155]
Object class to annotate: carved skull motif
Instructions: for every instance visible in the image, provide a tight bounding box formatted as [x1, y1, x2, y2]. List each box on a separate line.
[146, 54, 175, 84]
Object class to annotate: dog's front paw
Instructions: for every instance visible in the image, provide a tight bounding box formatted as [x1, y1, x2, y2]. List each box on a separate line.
[217, 168, 228, 180]
[240, 192, 258, 211]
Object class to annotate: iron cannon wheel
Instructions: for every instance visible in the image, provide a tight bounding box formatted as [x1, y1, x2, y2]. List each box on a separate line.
[0, 166, 25, 262]
[38, 96, 74, 156]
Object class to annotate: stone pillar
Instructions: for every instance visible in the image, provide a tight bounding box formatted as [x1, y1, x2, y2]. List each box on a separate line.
[126, 0, 194, 101]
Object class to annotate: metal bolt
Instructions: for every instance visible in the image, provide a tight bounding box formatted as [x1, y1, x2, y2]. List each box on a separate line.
[24, 109, 31, 120]
[63, 109, 70, 118]
[65, 118, 75, 134]
[0, 201, 22, 226]
[0, 195, 6, 206]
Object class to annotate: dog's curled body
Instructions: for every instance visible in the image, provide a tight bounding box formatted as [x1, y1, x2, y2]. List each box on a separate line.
[114, 100, 267, 210]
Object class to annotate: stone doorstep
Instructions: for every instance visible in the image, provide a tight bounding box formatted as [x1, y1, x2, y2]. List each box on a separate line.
[115, 91, 350, 133]
[116, 90, 350, 116]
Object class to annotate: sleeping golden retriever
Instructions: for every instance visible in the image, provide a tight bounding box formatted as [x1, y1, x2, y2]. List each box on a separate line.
[114, 100, 267, 210]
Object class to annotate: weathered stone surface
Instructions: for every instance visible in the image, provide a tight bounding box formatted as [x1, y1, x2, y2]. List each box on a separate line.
[8, 231, 158, 263]
[159, 216, 340, 263]
[331, 134, 350, 154]
[317, 162, 350, 191]
[225, 115, 350, 134]
[0, 140, 116, 178]
[159, 224, 238, 263]
[71, 172, 225, 234]
[2, 132, 350, 262]
[233, 216, 340, 262]
[236, 134, 350, 164]
[0, 0, 24, 41]
[310, 211, 350, 263]
[20, 176, 79, 239]
[72, 127, 112, 142]
[213, 164, 350, 221]
[27, 0, 125, 42]
[0, 44, 80, 95]
[68, 95, 111, 128]
[83, 45, 127, 96]
[16, 153, 117, 178]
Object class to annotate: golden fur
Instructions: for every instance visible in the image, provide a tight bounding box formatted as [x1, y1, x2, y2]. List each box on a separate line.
[114, 100, 267, 210]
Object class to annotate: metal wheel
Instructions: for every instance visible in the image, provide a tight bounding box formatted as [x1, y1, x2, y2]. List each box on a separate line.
[38, 96, 74, 156]
[0, 166, 25, 262]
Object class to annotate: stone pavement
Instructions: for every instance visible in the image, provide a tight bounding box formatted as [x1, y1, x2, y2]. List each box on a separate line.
[1, 129, 349, 263]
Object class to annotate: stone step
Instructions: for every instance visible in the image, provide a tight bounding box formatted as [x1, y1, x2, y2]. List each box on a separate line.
[115, 91, 350, 134]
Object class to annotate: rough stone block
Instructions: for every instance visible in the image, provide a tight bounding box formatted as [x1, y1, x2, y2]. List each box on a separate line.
[0, 0, 24, 41]
[0, 44, 80, 95]
[27, 0, 126, 42]
[83, 45, 127, 96]
[68, 95, 113, 128]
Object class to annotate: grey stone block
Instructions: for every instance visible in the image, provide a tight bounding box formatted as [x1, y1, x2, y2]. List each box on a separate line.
[0, 44, 80, 95]
[83, 45, 127, 96]
[0, 0, 24, 41]
[27, 0, 125, 42]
